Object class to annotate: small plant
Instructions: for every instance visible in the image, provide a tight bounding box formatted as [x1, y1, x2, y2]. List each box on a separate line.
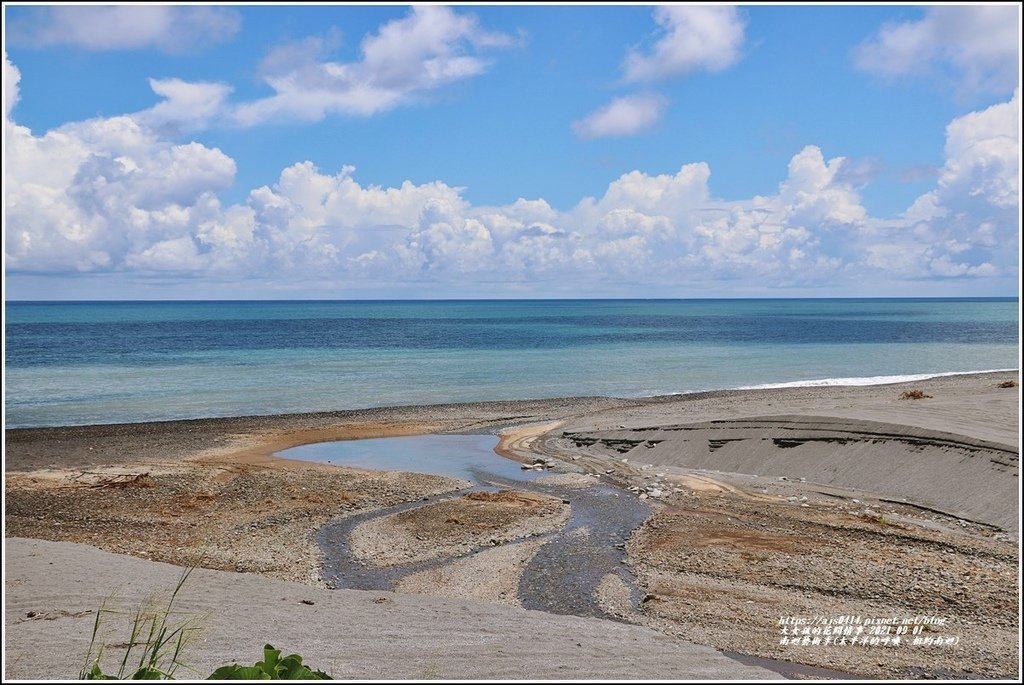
[80, 568, 332, 681]
[898, 389, 931, 400]
[997, 380, 1018, 389]
[80, 566, 201, 680]
[209, 645, 331, 680]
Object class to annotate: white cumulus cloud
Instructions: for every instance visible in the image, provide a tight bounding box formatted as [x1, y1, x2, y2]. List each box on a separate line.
[134, 79, 234, 136]
[624, 5, 746, 82]
[858, 90, 1019, 281]
[575, 6, 745, 140]
[855, 5, 1020, 94]
[572, 93, 667, 139]
[4, 55, 1017, 296]
[5, 113, 237, 274]
[779, 146, 868, 226]
[3, 52, 20, 122]
[232, 6, 512, 125]
[938, 89, 1020, 210]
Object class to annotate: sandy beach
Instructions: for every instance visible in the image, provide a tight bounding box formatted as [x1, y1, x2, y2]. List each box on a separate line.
[4, 371, 1020, 680]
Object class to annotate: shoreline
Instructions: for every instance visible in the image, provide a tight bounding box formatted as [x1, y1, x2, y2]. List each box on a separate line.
[4, 370, 1019, 477]
[5, 369, 1020, 680]
[6, 368, 1018, 432]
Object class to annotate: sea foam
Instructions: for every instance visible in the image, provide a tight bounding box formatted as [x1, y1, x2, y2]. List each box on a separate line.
[737, 368, 1018, 390]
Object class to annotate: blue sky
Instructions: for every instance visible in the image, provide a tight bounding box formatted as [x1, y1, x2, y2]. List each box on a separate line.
[3, 4, 1020, 299]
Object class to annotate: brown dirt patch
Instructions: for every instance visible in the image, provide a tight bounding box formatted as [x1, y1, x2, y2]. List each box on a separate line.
[393, 490, 563, 538]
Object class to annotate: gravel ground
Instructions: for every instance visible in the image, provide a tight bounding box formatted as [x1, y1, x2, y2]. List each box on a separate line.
[5, 464, 465, 585]
[625, 488, 1019, 679]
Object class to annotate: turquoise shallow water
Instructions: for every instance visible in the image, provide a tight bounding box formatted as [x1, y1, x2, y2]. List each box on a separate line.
[4, 298, 1018, 428]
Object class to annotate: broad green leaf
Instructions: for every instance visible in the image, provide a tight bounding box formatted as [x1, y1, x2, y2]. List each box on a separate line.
[207, 664, 271, 680]
[276, 654, 305, 679]
[262, 645, 281, 670]
[130, 666, 172, 680]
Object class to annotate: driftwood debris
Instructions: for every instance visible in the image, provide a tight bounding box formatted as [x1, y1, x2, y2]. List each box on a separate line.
[66, 472, 156, 489]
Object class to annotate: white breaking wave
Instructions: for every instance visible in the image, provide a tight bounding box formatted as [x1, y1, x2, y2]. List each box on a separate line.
[737, 369, 1019, 390]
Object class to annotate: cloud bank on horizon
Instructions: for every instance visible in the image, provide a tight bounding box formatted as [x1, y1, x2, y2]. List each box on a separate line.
[3, 4, 1020, 299]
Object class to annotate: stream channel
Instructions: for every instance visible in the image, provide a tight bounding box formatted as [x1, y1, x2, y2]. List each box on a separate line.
[277, 433, 854, 679]
[277, 433, 650, 620]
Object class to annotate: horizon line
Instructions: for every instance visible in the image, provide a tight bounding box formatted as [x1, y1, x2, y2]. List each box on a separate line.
[5, 296, 1020, 304]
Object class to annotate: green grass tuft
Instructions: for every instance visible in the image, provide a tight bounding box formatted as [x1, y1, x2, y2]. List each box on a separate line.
[80, 566, 203, 680]
[79, 566, 331, 680]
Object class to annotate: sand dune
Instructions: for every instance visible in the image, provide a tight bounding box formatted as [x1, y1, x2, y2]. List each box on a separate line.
[560, 415, 1018, 533]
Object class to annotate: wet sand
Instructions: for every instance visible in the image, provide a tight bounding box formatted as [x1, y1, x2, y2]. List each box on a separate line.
[4, 371, 1020, 679]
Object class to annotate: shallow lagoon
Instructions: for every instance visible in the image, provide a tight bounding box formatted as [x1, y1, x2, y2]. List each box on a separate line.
[277, 433, 541, 482]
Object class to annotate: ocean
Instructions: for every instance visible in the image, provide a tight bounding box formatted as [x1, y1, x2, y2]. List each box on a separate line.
[3, 298, 1018, 428]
